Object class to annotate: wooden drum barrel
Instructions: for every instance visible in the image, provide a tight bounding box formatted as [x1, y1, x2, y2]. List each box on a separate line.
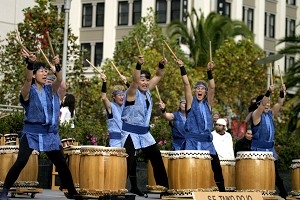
[0, 145, 39, 188]
[66, 146, 81, 189]
[147, 150, 169, 192]
[79, 146, 127, 198]
[168, 150, 213, 197]
[290, 159, 300, 196]
[210, 159, 236, 191]
[235, 151, 275, 195]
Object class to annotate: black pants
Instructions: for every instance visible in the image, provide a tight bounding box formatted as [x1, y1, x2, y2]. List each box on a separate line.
[3, 136, 77, 195]
[275, 160, 287, 198]
[210, 154, 225, 192]
[124, 135, 169, 188]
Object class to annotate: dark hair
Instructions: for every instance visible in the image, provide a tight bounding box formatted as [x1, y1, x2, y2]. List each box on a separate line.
[140, 69, 151, 80]
[255, 95, 264, 105]
[33, 62, 47, 74]
[62, 94, 75, 118]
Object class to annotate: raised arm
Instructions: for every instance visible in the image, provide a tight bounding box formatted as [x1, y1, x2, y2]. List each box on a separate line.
[272, 84, 286, 116]
[126, 55, 144, 102]
[177, 59, 193, 110]
[159, 101, 174, 121]
[148, 58, 167, 91]
[21, 49, 36, 101]
[252, 85, 275, 125]
[100, 72, 112, 113]
[207, 61, 215, 107]
[50, 55, 62, 94]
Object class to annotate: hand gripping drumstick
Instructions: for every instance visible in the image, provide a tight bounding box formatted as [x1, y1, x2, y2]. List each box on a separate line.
[37, 46, 52, 67]
[85, 59, 103, 74]
[163, 40, 178, 60]
[46, 31, 55, 57]
[277, 65, 284, 85]
[155, 86, 162, 102]
[111, 61, 127, 84]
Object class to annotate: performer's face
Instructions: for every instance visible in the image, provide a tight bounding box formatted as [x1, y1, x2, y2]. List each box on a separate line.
[262, 100, 270, 113]
[138, 77, 149, 93]
[113, 93, 124, 106]
[194, 86, 207, 101]
[245, 130, 253, 140]
[33, 68, 48, 84]
[179, 101, 186, 111]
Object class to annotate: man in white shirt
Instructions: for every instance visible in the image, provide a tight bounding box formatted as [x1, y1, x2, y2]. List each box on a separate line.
[212, 118, 235, 160]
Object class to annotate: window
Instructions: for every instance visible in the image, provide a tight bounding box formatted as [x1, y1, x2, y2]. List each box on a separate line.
[224, 2, 231, 18]
[118, 1, 128, 25]
[95, 43, 103, 66]
[243, 7, 254, 32]
[269, 14, 275, 38]
[133, 0, 142, 25]
[96, 3, 105, 27]
[286, 0, 296, 5]
[285, 56, 294, 73]
[156, 0, 167, 23]
[171, 0, 181, 21]
[81, 43, 91, 67]
[286, 19, 296, 37]
[265, 13, 275, 38]
[217, 0, 230, 17]
[82, 4, 92, 27]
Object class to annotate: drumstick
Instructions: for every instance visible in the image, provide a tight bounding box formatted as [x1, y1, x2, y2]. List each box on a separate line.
[277, 65, 283, 85]
[14, 31, 31, 54]
[155, 86, 162, 102]
[46, 31, 55, 57]
[0, 114, 10, 119]
[163, 40, 178, 60]
[37, 46, 52, 67]
[111, 61, 127, 84]
[85, 59, 103, 74]
[209, 41, 212, 62]
[111, 61, 122, 77]
[135, 37, 142, 55]
[270, 63, 273, 85]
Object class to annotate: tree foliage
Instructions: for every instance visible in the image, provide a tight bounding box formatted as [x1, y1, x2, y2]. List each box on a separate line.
[213, 38, 265, 122]
[167, 9, 253, 68]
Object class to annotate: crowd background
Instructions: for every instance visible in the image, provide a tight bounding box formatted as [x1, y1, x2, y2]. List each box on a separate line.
[0, 0, 299, 171]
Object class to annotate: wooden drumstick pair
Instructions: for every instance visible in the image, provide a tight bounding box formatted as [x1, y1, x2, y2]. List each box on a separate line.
[269, 64, 284, 86]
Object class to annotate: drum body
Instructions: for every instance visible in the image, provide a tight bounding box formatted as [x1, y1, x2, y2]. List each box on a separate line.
[235, 151, 275, 195]
[147, 150, 169, 192]
[0, 134, 4, 145]
[290, 159, 300, 196]
[168, 150, 212, 197]
[210, 159, 236, 191]
[0, 146, 39, 188]
[79, 146, 127, 197]
[66, 146, 81, 189]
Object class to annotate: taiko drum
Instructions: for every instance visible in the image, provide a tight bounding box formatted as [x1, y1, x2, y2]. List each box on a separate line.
[79, 146, 127, 198]
[235, 151, 275, 195]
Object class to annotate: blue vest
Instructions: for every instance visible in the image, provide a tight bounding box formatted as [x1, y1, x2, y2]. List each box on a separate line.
[107, 102, 122, 147]
[251, 110, 277, 159]
[172, 111, 186, 150]
[121, 89, 156, 149]
[20, 84, 61, 152]
[184, 97, 216, 154]
[122, 89, 152, 128]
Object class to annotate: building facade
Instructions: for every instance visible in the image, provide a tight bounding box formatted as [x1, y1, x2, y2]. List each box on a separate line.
[1, 0, 299, 76]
